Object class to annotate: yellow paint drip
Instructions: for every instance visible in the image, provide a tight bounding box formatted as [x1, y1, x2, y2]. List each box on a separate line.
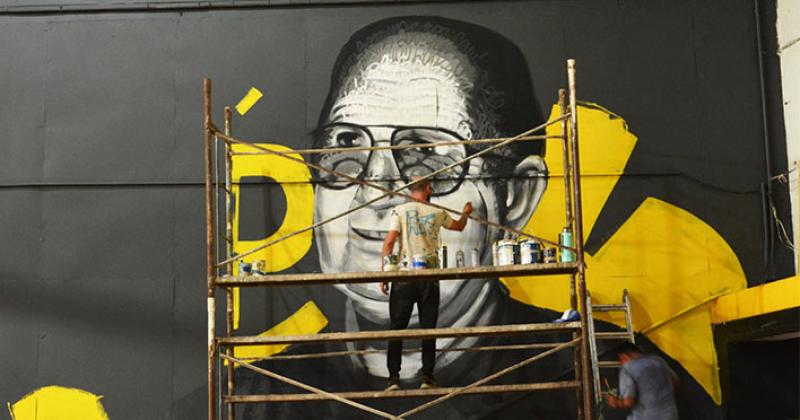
[9, 386, 109, 420]
[235, 87, 263, 115]
[231, 300, 328, 364]
[504, 103, 747, 404]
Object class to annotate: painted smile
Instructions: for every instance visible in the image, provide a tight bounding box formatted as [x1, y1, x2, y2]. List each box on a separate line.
[351, 226, 388, 241]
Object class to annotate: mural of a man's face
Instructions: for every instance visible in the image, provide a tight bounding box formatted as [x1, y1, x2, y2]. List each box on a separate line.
[313, 17, 547, 375]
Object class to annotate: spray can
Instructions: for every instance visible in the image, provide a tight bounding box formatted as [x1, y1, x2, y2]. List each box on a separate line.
[455, 249, 465, 267]
[559, 228, 575, 262]
[492, 241, 499, 266]
[471, 248, 480, 267]
[438, 245, 448, 269]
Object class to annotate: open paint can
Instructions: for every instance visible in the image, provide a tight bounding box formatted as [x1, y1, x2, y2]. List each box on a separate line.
[497, 240, 516, 265]
[383, 255, 399, 271]
[412, 254, 429, 270]
[520, 239, 541, 264]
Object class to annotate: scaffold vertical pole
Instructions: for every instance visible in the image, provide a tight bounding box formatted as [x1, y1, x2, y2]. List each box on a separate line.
[205, 78, 217, 420]
[560, 88, 582, 420]
[559, 88, 577, 313]
[223, 106, 235, 420]
[567, 60, 594, 419]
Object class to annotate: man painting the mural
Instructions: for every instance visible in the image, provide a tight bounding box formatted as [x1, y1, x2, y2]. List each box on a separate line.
[604, 342, 679, 420]
[311, 17, 554, 396]
[379, 176, 473, 391]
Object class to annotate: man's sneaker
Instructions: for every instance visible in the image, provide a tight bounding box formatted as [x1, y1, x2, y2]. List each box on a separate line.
[385, 376, 401, 392]
[420, 376, 440, 389]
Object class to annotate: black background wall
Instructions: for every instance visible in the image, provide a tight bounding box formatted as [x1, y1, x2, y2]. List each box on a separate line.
[0, 0, 792, 418]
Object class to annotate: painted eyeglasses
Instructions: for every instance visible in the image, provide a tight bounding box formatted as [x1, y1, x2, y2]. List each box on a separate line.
[312, 123, 468, 197]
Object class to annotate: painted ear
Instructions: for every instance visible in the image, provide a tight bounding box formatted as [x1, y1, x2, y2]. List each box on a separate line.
[505, 155, 547, 230]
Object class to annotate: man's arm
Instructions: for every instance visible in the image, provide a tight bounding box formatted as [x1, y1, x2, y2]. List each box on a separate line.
[605, 366, 637, 409]
[380, 230, 399, 295]
[446, 202, 473, 231]
[604, 395, 636, 409]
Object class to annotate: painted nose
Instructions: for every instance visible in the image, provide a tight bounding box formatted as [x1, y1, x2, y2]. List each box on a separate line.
[352, 147, 405, 211]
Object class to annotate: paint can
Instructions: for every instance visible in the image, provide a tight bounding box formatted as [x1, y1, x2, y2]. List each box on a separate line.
[456, 249, 465, 267]
[383, 255, 399, 272]
[497, 239, 516, 265]
[520, 239, 541, 264]
[412, 254, 430, 270]
[253, 259, 266, 275]
[470, 248, 480, 267]
[559, 228, 575, 262]
[438, 245, 448, 269]
[543, 247, 557, 263]
[238, 260, 252, 275]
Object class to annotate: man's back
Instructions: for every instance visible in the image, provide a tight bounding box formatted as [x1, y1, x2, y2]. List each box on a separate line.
[390, 202, 453, 265]
[619, 354, 678, 420]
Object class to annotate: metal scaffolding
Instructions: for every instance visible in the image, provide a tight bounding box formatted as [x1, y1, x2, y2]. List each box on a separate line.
[204, 59, 594, 419]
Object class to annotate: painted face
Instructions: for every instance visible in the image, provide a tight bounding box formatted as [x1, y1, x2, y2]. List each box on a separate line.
[313, 31, 510, 328]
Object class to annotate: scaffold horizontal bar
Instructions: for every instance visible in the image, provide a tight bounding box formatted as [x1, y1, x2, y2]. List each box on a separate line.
[225, 381, 580, 403]
[218, 322, 581, 346]
[216, 262, 580, 287]
[263, 342, 568, 361]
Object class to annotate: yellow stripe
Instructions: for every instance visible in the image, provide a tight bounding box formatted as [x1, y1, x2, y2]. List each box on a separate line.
[232, 300, 328, 363]
[235, 87, 263, 115]
[712, 275, 800, 323]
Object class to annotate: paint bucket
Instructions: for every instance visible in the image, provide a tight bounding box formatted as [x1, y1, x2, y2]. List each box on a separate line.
[471, 248, 480, 267]
[520, 239, 541, 264]
[383, 255, 399, 272]
[238, 260, 252, 275]
[438, 245, 448, 269]
[253, 259, 266, 275]
[559, 228, 575, 262]
[456, 249, 465, 267]
[497, 240, 516, 265]
[412, 254, 430, 270]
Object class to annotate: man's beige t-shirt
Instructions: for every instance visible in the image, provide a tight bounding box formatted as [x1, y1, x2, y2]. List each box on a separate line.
[388, 202, 455, 268]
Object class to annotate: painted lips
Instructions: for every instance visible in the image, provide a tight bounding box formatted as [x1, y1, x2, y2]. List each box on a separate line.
[351, 226, 389, 241]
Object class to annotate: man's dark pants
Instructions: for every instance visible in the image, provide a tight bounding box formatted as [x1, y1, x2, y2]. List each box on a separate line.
[387, 280, 440, 378]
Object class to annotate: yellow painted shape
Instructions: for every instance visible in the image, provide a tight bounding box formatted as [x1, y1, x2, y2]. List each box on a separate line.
[712, 275, 800, 323]
[231, 301, 328, 363]
[504, 103, 637, 311]
[235, 87, 263, 115]
[502, 102, 748, 404]
[9, 386, 109, 420]
[232, 143, 314, 329]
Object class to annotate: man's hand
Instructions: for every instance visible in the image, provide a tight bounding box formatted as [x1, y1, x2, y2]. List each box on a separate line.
[463, 201, 473, 216]
[604, 394, 635, 409]
[380, 282, 390, 295]
[449, 202, 474, 231]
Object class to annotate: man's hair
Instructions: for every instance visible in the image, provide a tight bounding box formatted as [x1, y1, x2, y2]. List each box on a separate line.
[616, 342, 642, 357]
[408, 176, 431, 192]
[316, 16, 545, 172]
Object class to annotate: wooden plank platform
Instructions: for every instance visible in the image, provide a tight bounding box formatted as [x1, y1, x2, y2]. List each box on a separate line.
[216, 262, 580, 287]
[218, 322, 581, 346]
[225, 381, 581, 403]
